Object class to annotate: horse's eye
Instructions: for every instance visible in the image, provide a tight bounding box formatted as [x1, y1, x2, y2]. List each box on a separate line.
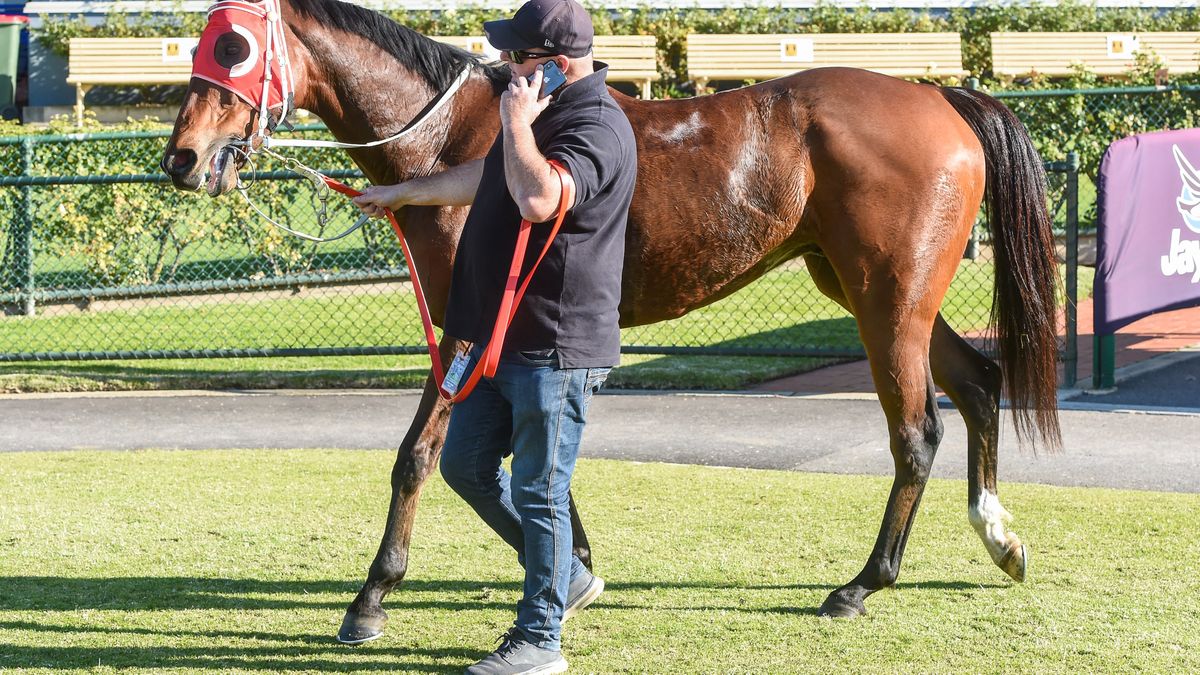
[214, 32, 250, 68]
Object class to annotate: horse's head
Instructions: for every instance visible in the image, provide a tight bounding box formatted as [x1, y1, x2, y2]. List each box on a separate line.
[161, 0, 301, 196]
[161, 79, 256, 196]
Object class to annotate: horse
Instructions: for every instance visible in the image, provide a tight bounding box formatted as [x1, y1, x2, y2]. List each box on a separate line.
[161, 0, 1061, 643]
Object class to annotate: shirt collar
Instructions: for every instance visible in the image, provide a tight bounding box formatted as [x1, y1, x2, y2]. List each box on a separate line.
[550, 61, 609, 106]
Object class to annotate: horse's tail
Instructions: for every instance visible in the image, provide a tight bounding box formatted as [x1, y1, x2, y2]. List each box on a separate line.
[940, 86, 1061, 450]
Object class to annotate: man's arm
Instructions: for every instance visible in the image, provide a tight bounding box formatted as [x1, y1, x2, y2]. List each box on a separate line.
[502, 67, 564, 223]
[352, 158, 484, 218]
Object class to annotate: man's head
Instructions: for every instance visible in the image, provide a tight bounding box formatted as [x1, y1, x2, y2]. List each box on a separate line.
[485, 0, 594, 82]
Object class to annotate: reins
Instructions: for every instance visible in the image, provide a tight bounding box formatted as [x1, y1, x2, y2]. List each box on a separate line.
[321, 164, 575, 402]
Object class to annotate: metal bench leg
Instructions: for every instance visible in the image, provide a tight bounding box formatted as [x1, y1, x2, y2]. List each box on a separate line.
[74, 85, 87, 127]
[641, 79, 651, 99]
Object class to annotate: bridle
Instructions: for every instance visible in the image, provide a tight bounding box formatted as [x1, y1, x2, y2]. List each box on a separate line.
[193, 0, 472, 241]
[188, 0, 571, 402]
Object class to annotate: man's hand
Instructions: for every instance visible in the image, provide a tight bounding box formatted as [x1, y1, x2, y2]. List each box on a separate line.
[501, 66, 552, 130]
[352, 184, 410, 219]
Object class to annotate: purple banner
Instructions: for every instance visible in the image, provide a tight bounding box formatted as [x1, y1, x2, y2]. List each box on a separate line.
[1095, 128, 1200, 335]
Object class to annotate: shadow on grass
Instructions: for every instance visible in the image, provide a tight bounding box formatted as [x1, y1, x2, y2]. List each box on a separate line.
[612, 318, 862, 389]
[0, 571, 1012, 614]
[0, 575, 1010, 669]
[0, 576, 515, 612]
[0, 575, 1005, 613]
[0, 640, 471, 672]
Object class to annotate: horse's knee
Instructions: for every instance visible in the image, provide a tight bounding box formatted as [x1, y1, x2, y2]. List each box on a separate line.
[392, 440, 440, 491]
[893, 425, 938, 483]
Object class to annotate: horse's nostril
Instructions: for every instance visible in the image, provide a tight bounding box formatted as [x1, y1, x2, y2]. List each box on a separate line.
[163, 148, 198, 176]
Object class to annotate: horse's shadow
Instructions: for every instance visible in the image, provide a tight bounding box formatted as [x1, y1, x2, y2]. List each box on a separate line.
[0, 575, 1008, 669]
[0, 575, 1001, 613]
[616, 317, 863, 387]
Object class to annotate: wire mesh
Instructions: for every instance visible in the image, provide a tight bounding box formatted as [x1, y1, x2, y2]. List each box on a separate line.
[0, 97, 1089, 365]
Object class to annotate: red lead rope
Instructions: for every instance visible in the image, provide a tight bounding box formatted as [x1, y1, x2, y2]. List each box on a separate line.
[321, 160, 575, 402]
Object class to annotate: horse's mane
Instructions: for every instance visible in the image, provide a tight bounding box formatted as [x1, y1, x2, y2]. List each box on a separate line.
[289, 0, 510, 93]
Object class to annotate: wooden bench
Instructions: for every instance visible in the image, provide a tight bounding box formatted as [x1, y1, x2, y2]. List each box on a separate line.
[65, 33, 659, 125]
[67, 37, 199, 124]
[991, 31, 1200, 78]
[685, 33, 966, 90]
[432, 34, 660, 99]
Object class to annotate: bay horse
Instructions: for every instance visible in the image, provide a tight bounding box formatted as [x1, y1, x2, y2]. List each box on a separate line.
[161, 0, 1060, 642]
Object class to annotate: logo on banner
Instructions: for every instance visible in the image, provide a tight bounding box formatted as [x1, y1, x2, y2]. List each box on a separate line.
[1161, 144, 1200, 282]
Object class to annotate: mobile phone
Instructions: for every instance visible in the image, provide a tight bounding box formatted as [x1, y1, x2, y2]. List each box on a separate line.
[539, 61, 567, 98]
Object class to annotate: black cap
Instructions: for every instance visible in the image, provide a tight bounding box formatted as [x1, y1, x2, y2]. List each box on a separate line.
[484, 0, 594, 58]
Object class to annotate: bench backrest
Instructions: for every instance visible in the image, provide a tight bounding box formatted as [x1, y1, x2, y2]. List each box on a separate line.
[431, 34, 659, 86]
[991, 31, 1200, 77]
[67, 37, 198, 85]
[685, 33, 966, 83]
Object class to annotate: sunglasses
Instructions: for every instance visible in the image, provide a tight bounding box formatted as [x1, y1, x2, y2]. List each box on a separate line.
[506, 49, 558, 64]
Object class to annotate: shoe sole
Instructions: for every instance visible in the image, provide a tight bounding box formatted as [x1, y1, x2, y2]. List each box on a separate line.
[563, 576, 604, 622]
[524, 659, 569, 674]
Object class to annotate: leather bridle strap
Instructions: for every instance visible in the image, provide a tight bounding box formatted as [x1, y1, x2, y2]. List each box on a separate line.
[321, 160, 575, 402]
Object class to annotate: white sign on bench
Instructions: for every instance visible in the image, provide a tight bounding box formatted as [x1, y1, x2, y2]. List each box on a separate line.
[779, 38, 814, 63]
[161, 38, 200, 64]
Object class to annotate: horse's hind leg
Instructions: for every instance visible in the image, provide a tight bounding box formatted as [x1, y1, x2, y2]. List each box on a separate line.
[805, 254, 945, 618]
[929, 314, 1027, 582]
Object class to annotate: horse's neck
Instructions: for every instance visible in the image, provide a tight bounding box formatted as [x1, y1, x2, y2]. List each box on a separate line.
[293, 30, 497, 184]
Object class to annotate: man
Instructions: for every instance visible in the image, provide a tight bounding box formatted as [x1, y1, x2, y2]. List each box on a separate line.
[352, 0, 637, 672]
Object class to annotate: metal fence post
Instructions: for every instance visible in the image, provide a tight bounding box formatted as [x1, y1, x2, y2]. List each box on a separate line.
[1093, 334, 1115, 390]
[1062, 151, 1079, 389]
[13, 137, 34, 316]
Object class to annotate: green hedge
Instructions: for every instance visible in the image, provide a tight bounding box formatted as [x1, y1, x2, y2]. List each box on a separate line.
[35, 1, 1200, 97]
[0, 116, 404, 290]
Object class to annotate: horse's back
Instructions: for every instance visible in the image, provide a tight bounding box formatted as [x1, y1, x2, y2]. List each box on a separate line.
[610, 68, 986, 325]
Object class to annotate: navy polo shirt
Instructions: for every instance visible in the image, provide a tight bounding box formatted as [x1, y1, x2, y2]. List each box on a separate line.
[443, 63, 637, 368]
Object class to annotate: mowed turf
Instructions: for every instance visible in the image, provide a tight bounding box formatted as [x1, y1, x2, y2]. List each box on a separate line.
[2, 450, 1195, 673]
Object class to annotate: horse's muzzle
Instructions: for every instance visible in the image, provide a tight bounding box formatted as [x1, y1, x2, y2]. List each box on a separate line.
[161, 148, 202, 191]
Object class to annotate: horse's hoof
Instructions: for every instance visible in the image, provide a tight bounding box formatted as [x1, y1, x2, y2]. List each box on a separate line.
[337, 608, 387, 645]
[817, 591, 867, 619]
[997, 542, 1027, 583]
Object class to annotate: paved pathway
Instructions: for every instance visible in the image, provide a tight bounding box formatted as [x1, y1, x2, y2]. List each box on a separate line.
[2, 298, 1194, 495]
[2, 387, 1197, 493]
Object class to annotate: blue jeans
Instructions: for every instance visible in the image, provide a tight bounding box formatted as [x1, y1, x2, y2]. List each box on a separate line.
[439, 346, 610, 651]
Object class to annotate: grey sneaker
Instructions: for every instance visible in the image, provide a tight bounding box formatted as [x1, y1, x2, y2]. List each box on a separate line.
[465, 629, 568, 675]
[563, 570, 604, 622]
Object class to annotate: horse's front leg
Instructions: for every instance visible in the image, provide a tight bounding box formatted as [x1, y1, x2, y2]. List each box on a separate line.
[337, 339, 458, 644]
[338, 337, 595, 644]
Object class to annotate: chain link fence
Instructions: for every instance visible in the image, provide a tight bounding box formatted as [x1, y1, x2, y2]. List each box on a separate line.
[995, 84, 1200, 232]
[0, 85, 1128, 370]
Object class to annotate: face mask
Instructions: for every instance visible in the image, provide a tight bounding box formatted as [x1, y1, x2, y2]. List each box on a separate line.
[191, 0, 292, 112]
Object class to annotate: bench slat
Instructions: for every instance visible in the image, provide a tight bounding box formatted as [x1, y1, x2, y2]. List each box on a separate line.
[991, 31, 1200, 76]
[686, 32, 965, 82]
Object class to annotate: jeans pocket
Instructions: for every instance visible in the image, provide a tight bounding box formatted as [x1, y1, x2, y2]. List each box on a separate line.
[584, 367, 611, 404]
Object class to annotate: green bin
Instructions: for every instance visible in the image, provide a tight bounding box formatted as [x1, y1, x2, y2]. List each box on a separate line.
[0, 15, 27, 119]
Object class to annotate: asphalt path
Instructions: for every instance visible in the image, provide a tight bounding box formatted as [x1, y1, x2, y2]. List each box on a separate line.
[2, 386, 1197, 493]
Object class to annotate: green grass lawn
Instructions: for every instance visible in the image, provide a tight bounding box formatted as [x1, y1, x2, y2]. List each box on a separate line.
[0, 258, 1093, 393]
[0, 450, 1196, 672]
[0, 353, 842, 393]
